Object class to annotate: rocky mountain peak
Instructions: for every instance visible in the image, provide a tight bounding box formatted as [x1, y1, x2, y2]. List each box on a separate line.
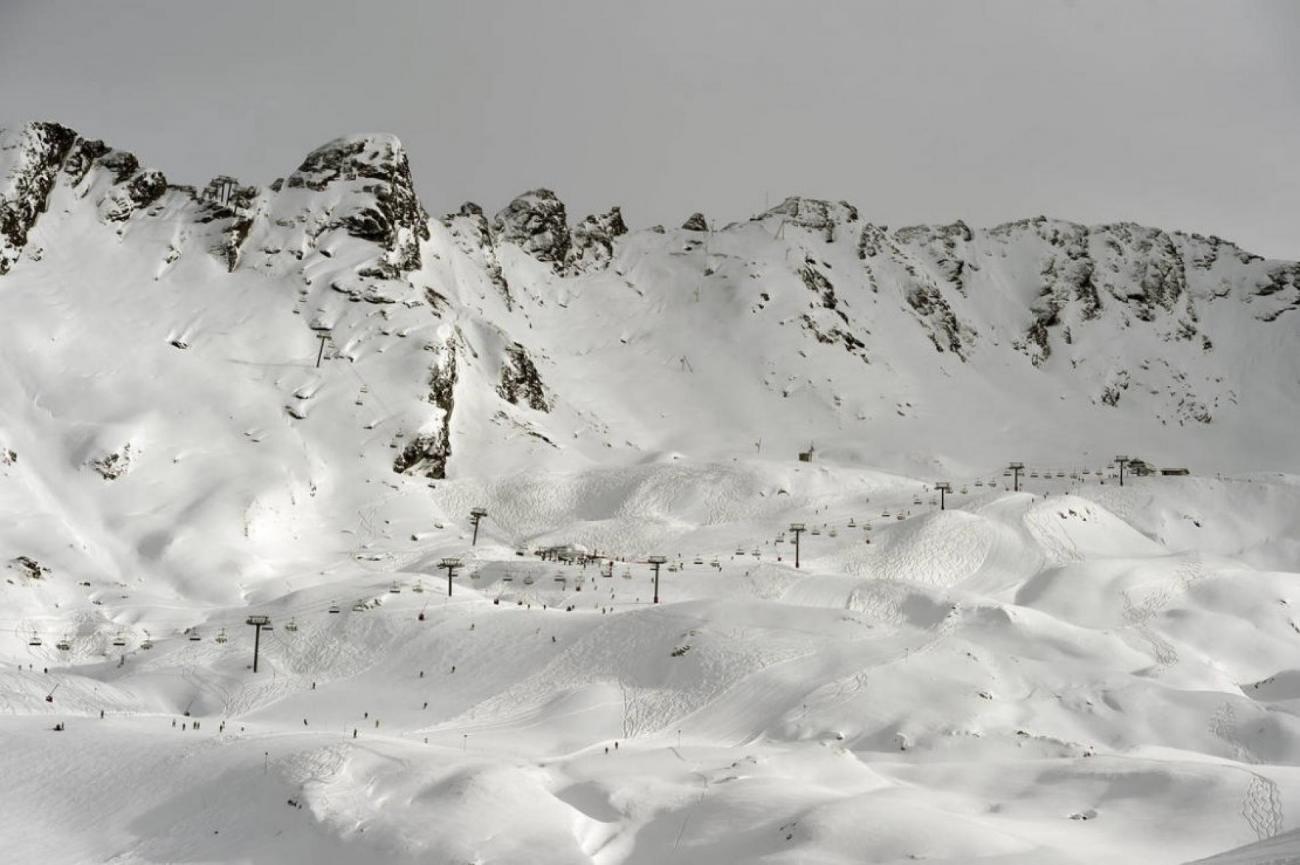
[681, 212, 709, 232]
[759, 196, 860, 242]
[566, 206, 627, 274]
[1, 121, 171, 273]
[492, 188, 571, 268]
[284, 133, 430, 276]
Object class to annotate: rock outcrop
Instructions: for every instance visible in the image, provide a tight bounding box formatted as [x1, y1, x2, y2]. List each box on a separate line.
[566, 206, 626, 274]
[493, 188, 570, 269]
[287, 134, 430, 277]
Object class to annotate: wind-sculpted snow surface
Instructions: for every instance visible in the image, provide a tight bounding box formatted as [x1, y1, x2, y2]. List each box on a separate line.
[2, 122, 1300, 863]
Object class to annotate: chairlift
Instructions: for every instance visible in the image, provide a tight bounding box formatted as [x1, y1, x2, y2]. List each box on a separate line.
[1002, 470, 1012, 477]
[389, 581, 402, 594]
[56, 636, 71, 651]
[285, 618, 299, 632]
[751, 548, 760, 557]
[896, 513, 905, 521]
[829, 528, 838, 537]
[215, 628, 228, 644]
[810, 528, 821, 536]
[882, 510, 891, 518]
[28, 632, 42, 647]
[113, 632, 127, 647]
[554, 576, 567, 584]
[523, 574, 535, 586]
[501, 574, 514, 582]
[1030, 472, 1040, 478]
[412, 580, 425, 594]
[352, 601, 367, 612]
[975, 480, 984, 487]
[960, 486, 969, 495]
[847, 518, 856, 527]
[693, 557, 704, 565]
[328, 600, 341, 614]
[709, 557, 720, 567]
[141, 638, 153, 650]
[622, 568, 632, 579]
[1056, 472, 1065, 478]
[188, 630, 201, 641]
[912, 497, 922, 506]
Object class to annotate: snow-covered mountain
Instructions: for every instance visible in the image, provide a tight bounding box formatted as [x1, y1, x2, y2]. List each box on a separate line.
[3, 120, 1296, 491]
[4, 121, 1300, 864]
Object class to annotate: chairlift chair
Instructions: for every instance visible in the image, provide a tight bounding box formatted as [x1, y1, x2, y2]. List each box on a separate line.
[523, 575, 535, 585]
[693, 557, 704, 565]
[56, 637, 71, 651]
[215, 628, 228, 644]
[412, 580, 425, 594]
[975, 480, 984, 487]
[285, 618, 299, 632]
[389, 581, 401, 594]
[829, 528, 838, 537]
[113, 632, 127, 647]
[188, 631, 201, 641]
[847, 518, 856, 527]
[141, 638, 153, 650]
[328, 600, 341, 614]
[352, 601, 367, 612]
[751, 548, 761, 557]
[810, 528, 821, 536]
[28, 632, 42, 647]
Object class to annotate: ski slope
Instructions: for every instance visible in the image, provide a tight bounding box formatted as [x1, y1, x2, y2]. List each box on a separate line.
[2, 121, 1300, 863]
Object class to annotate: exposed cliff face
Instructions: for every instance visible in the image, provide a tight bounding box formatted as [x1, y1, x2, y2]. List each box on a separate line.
[393, 340, 459, 479]
[1, 122, 79, 274]
[496, 342, 550, 411]
[286, 134, 430, 278]
[488, 190, 627, 277]
[492, 188, 570, 269]
[442, 202, 511, 308]
[566, 206, 627, 274]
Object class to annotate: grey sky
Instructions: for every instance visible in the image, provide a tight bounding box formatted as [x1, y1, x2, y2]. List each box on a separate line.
[2, 0, 1296, 258]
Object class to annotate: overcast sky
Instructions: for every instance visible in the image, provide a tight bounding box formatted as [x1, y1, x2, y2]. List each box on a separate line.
[2, 0, 1296, 258]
